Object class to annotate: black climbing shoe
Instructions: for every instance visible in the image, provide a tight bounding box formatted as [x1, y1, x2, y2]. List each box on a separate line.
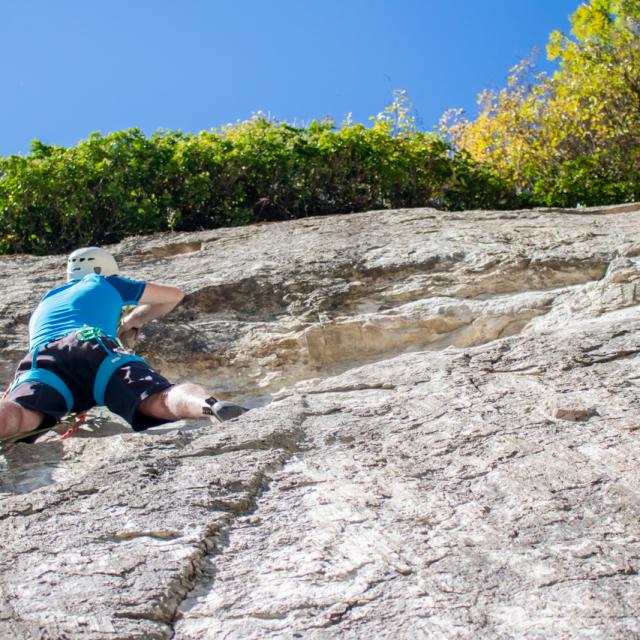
[203, 397, 248, 422]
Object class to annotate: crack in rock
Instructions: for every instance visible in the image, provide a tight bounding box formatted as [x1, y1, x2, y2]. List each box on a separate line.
[175, 429, 308, 459]
[164, 452, 302, 638]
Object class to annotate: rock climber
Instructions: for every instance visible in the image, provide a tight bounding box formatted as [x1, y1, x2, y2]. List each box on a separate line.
[0, 246, 247, 442]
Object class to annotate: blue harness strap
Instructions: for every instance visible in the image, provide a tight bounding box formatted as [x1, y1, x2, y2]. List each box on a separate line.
[10, 328, 149, 412]
[93, 352, 147, 406]
[76, 326, 148, 406]
[10, 368, 74, 413]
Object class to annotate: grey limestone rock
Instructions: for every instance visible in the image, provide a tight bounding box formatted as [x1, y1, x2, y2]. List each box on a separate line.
[1, 204, 640, 638]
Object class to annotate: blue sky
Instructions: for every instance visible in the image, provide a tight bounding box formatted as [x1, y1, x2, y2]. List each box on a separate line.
[1, 0, 581, 157]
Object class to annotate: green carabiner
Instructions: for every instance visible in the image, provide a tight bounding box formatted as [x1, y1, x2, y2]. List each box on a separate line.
[76, 326, 104, 342]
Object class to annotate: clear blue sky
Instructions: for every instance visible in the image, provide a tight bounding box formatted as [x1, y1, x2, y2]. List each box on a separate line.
[1, 0, 581, 157]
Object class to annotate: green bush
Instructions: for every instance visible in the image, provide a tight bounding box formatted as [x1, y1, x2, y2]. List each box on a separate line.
[0, 116, 521, 255]
[527, 154, 640, 208]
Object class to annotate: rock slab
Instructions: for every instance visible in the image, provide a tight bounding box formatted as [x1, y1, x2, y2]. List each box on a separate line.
[1, 204, 640, 638]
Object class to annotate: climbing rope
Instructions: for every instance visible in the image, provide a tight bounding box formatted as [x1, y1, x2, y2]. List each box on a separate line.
[60, 413, 88, 440]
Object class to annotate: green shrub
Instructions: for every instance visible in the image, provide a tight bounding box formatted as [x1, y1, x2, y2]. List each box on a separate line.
[0, 116, 521, 255]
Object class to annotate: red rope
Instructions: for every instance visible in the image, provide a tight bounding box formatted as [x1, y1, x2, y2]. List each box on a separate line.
[61, 413, 87, 440]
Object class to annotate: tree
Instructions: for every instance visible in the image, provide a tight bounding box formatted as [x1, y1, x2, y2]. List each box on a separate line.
[446, 0, 640, 206]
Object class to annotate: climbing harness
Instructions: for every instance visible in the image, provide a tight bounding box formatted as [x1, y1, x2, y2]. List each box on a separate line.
[7, 326, 146, 411]
[1, 327, 147, 448]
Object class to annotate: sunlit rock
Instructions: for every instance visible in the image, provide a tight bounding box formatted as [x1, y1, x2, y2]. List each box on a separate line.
[1, 203, 640, 639]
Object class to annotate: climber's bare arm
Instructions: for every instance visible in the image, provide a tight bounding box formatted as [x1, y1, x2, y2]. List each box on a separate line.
[118, 283, 184, 337]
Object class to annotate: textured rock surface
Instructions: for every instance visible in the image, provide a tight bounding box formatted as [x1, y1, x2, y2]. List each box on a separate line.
[1, 204, 640, 638]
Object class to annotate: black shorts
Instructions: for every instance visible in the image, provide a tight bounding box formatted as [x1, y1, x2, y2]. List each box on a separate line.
[7, 333, 174, 431]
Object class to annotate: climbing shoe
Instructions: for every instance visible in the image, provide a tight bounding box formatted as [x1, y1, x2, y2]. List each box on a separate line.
[203, 397, 248, 421]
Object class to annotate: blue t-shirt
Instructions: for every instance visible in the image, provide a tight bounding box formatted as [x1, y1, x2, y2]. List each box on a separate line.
[28, 274, 146, 350]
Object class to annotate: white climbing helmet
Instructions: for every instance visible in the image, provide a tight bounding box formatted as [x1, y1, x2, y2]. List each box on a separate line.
[67, 247, 119, 282]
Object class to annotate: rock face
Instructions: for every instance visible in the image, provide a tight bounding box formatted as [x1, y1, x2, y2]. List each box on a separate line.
[1, 204, 640, 639]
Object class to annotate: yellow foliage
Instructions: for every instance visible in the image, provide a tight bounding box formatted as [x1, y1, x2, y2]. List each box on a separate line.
[446, 0, 640, 202]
